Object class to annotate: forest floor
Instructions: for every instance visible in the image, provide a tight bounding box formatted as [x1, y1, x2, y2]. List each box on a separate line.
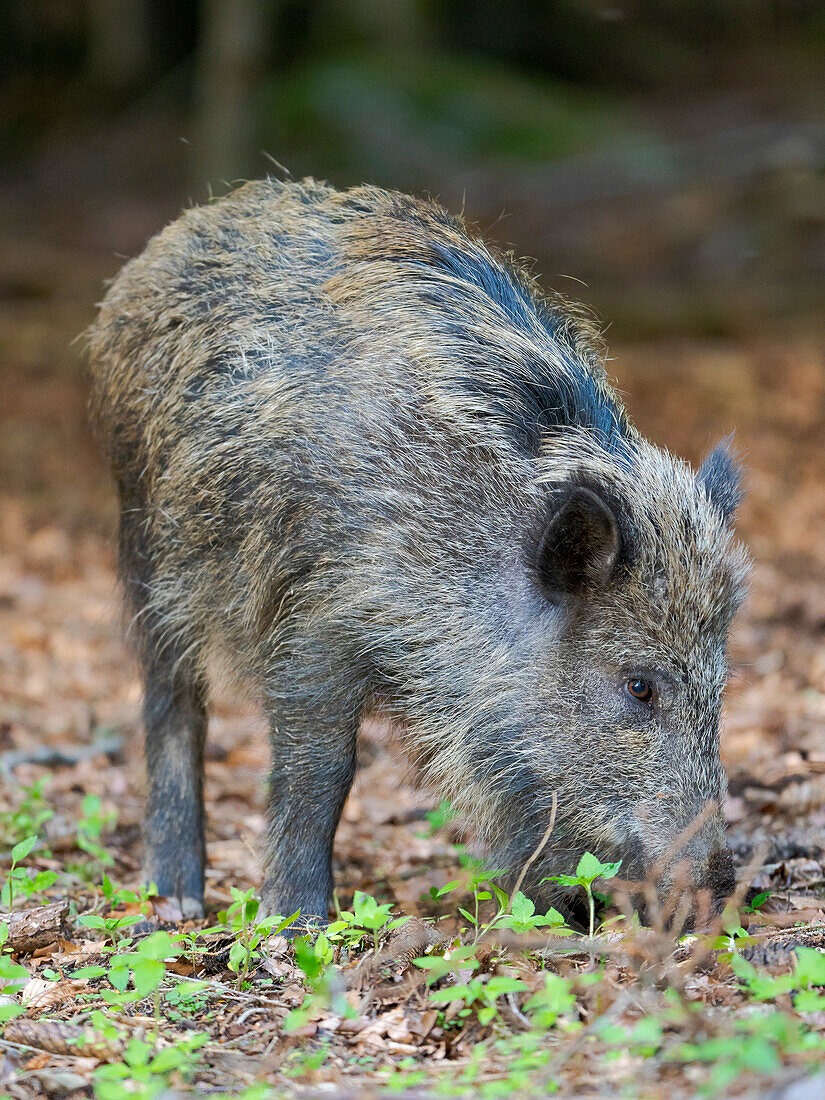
[1, 239, 824, 1098]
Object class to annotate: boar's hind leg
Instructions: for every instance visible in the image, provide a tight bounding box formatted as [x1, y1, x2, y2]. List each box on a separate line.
[119, 501, 208, 920]
[142, 661, 208, 920]
[261, 665, 360, 923]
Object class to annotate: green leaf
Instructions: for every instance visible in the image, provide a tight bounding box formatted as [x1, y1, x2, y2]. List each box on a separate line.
[412, 956, 448, 971]
[436, 881, 460, 898]
[70, 965, 108, 979]
[131, 957, 165, 997]
[11, 835, 38, 864]
[794, 989, 825, 1012]
[575, 852, 621, 882]
[429, 984, 474, 1004]
[484, 976, 528, 996]
[124, 1035, 152, 1068]
[133, 930, 181, 960]
[100, 988, 136, 1006]
[509, 892, 536, 923]
[386, 916, 411, 933]
[77, 913, 107, 930]
[261, 909, 301, 937]
[541, 873, 579, 888]
[148, 1047, 186, 1072]
[228, 939, 249, 972]
[491, 885, 510, 909]
[794, 947, 825, 988]
[744, 891, 770, 912]
[107, 959, 131, 992]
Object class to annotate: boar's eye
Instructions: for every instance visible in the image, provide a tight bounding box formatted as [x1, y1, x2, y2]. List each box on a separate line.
[625, 678, 654, 703]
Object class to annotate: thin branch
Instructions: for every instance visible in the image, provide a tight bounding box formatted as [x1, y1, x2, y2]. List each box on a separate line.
[510, 791, 558, 905]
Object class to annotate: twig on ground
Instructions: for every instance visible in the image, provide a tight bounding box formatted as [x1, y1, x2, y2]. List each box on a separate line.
[510, 791, 558, 905]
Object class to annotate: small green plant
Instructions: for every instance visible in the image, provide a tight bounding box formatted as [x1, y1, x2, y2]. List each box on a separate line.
[0, 779, 52, 848]
[429, 972, 528, 1025]
[335, 891, 409, 955]
[77, 875, 161, 948]
[1, 834, 57, 910]
[212, 887, 299, 987]
[543, 852, 621, 938]
[731, 946, 825, 1012]
[743, 891, 770, 913]
[73, 931, 184, 1039]
[282, 1037, 332, 1078]
[415, 940, 479, 987]
[0, 924, 29, 1022]
[164, 977, 212, 1019]
[75, 794, 116, 871]
[523, 971, 579, 1030]
[76, 876, 154, 946]
[449, 867, 509, 942]
[669, 1010, 825, 1096]
[76, 908, 141, 947]
[93, 1029, 208, 1099]
[285, 931, 355, 1032]
[500, 891, 571, 936]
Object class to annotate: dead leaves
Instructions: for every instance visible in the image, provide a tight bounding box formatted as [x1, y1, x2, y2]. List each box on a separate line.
[20, 977, 89, 1014]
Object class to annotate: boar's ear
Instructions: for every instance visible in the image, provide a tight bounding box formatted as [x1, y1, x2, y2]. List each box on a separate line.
[697, 437, 743, 524]
[536, 486, 621, 599]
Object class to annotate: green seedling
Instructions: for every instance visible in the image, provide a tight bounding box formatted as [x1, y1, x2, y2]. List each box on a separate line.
[0, 779, 52, 848]
[669, 1010, 825, 1097]
[164, 978, 211, 1018]
[414, 940, 479, 986]
[523, 971, 578, 1030]
[282, 1037, 332, 1078]
[500, 891, 572, 936]
[76, 876, 156, 947]
[0, 924, 29, 1022]
[1, 834, 57, 910]
[542, 851, 621, 938]
[429, 973, 528, 1025]
[75, 794, 116, 871]
[425, 878, 461, 916]
[743, 891, 770, 913]
[212, 886, 299, 988]
[93, 1030, 208, 1100]
[732, 946, 825, 1013]
[452, 867, 508, 941]
[336, 890, 409, 955]
[286, 931, 355, 1032]
[77, 931, 185, 1036]
[76, 909, 141, 947]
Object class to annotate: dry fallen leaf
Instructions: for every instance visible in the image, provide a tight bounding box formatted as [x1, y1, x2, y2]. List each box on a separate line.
[21, 977, 88, 1013]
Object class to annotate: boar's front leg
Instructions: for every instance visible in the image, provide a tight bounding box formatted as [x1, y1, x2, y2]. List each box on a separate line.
[261, 655, 361, 923]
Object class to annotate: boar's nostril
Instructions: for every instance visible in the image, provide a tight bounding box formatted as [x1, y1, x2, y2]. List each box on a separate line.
[705, 847, 736, 906]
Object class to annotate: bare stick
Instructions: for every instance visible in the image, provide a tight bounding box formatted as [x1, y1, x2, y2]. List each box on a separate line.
[510, 791, 558, 906]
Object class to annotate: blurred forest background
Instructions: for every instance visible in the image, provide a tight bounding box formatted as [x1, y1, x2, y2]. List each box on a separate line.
[2, 0, 824, 334]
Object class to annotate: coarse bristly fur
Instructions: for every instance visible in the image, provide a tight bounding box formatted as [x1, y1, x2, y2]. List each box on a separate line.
[87, 177, 751, 923]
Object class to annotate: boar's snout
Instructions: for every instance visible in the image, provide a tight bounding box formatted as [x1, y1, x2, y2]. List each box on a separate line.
[652, 843, 736, 930]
